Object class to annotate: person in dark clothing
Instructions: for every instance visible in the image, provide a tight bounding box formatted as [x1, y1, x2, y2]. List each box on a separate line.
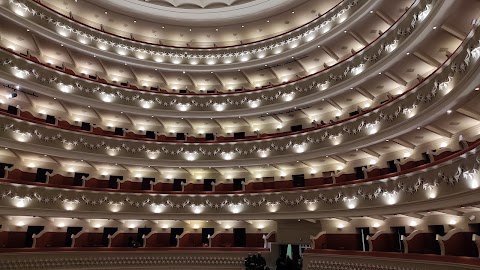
[245, 254, 253, 270]
[250, 255, 258, 269]
[286, 257, 294, 270]
[276, 256, 286, 270]
[257, 253, 266, 269]
[127, 237, 140, 248]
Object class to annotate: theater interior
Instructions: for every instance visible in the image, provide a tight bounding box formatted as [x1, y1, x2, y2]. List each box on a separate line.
[0, 0, 480, 269]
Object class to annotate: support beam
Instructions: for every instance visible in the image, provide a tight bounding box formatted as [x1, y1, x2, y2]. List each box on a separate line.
[333, 217, 352, 222]
[295, 59, 308, 74]
[20, 91, 34, 106]
[271, 115, 283, 124]
[425, 124, 453, 138]
[270, 165, 283, 173]
[441, 24, 467, 41]
[321, 46, 339, 61]
[56, 100, 72, 117]
[393, 138, 416, 149]
[375, 10, 395, 25]
[384, 71, 408, 86]
[122, 113, 136, 126]
[126, 65, 140, 84]
[240, 116, 254, 127]
[298, 109, 311, 120]
[403, 213, 425, 219]
[413, 51, 441, 67]
[457, 108, 480, 121]
[211, 73, 225, 88]
[95, 58, 109, 76]
[369, 215, 388, 221]
[90, 108, 104, 122]
[212, 119, 224, 130]
[183, 119, 195, 130]
[267, 67, 281, 82]
[362, 148, 381, 158]
[438, 209, 464, 217]
[154, 70, 168, 85]
[154, 117, 165, 128]
[184, 73, 197, 88]
[239, 70, 254, 86]
[326, 99, 342, 111]
[299, 161, 312, 168]
[63, 47, 78, 68]
[29, 33, 43, 56]
[331, 155, 347, 164]
[355, 86, 375, 100]
[349, 31, 368, 46]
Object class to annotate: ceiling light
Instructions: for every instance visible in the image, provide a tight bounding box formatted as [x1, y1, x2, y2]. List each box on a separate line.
[447, 110, 452, 114]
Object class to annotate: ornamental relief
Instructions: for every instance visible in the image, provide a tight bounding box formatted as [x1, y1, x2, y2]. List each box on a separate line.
[0, 150, 477, 215]
[0, 254, 245, 269]
[307, 260, 415, 270]
[9, 0, 364, 60]
[1, 0, 429, 110]
[0, 24, 476, 161]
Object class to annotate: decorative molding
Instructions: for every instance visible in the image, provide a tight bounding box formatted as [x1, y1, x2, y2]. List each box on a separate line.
[0, 150, 477, 216]
[0, 21, 475, 162]
[0, 252, 245, 269]
[0, 0, 425, 107]
[12, 0, 362, 61]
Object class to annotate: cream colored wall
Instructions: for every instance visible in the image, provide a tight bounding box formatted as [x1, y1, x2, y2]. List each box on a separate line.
[1, 216, 276, 235]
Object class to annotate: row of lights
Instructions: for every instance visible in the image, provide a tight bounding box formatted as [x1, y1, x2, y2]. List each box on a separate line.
[336, 217, 459, 230]
[12, 219, 268, 231]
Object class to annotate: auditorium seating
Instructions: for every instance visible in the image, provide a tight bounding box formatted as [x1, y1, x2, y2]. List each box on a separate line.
[176, 232, 204, 247]
[143, 232, 171, 247]
[310, 231, 361, 251]
[208, 233, 234, 247]
[72, 232, 106, 248]
[402, 230, 440, 254]
[367, 231, 401, 252]
[436, 229, 479, 257]
[0, 138, 478, 196]
[32, 231, 68, 248]
[0, 231, 28, 248]
[108, 232, 139, 247]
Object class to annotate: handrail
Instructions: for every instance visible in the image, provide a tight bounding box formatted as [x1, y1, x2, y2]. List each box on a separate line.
[31, 0, 346, 49]
[0, 1, 415, 96]
[402, 229, 427, 254]
[0, 246, 269, 253]
[0, 26, 467, 146]
[303, 249, 480, 267]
